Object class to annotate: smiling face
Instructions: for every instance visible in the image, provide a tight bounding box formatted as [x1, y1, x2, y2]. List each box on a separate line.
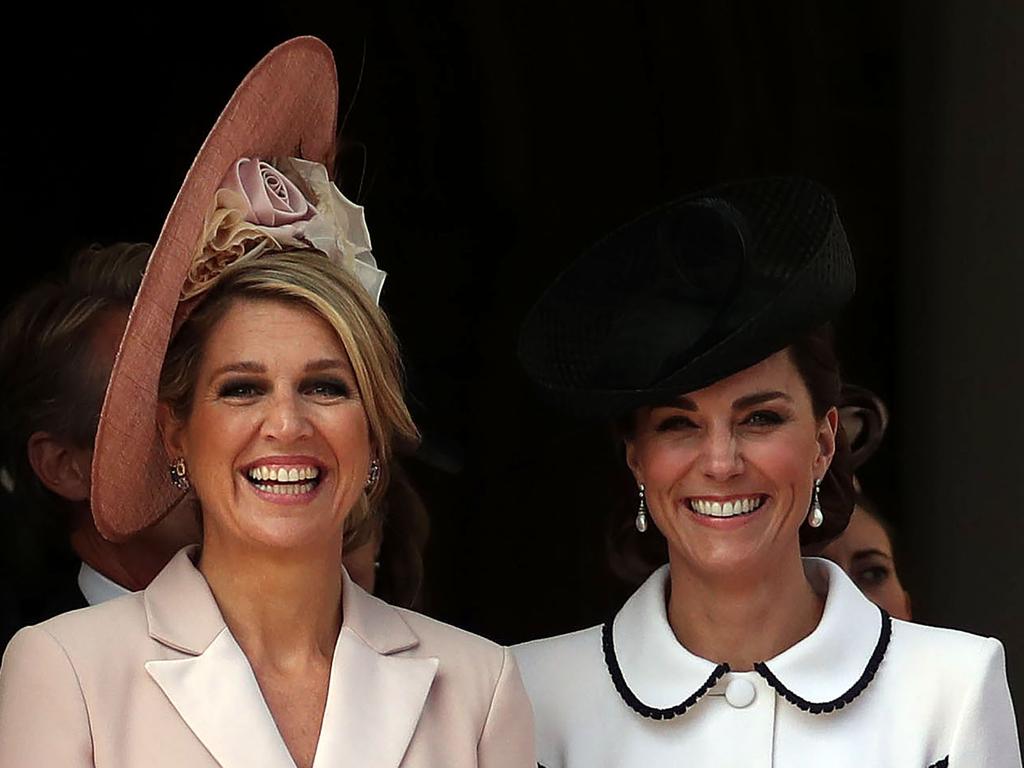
[160, 298, 371, 554]
[625, 349, 838, 579]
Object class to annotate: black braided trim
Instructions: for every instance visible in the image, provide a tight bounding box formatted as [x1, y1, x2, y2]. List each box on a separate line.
[927, 758, 949, 768]
[602, 620, 730, 721]
[753, 607, 892, 715]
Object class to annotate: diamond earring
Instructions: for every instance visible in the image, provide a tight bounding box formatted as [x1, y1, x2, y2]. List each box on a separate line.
[168, 457, 190, 491]
[808, 477, 824, 528]
[365, 458, 381, 490]
[636, 483, 648, 533]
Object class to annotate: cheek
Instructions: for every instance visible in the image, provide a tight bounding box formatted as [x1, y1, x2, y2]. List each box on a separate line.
[182, 411, 257, 481]
[323, 409, 372, 470]
[634, 437, 699, 489]
[743, 432, 817, 487]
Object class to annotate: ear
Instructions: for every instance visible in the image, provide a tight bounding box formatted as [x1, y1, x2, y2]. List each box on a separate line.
[26, 431, 92, 502]
[157, 402, 188, 461]
[814, 406, 840, 477]
[624, 438, 643, 484]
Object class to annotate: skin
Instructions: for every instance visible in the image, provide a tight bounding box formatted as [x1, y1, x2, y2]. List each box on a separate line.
[625, 349, 838, 671]
[159, 298, 372, 768]
[27, 308, 200, 591]
[819, 506, 912, 620]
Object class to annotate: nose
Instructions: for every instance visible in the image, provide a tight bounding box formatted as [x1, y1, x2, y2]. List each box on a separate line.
[699, 423, 743, 481]
[261, 391, 314, 442]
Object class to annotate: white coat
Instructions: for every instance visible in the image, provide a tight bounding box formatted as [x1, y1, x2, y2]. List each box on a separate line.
[514, 558, 1021, 767]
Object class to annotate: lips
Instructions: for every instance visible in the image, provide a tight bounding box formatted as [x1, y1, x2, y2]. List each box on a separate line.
[241, 458, 325, 498]
[686, 495, 767, 519]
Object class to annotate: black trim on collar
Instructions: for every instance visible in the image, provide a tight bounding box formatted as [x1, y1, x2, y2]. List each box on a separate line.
[927, 758, 949, 768]
[603, 607, 892, 720]
[753, 608, 892, 714]
[602, 620, 730, 720]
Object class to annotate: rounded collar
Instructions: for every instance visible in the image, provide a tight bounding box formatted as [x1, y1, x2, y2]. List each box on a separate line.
[608, 557, 890, 717]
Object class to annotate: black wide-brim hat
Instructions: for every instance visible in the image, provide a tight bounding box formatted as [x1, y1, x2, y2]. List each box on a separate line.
[519, 177, 856, 417]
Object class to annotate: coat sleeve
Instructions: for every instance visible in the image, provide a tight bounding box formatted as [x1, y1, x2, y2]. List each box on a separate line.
[948, 637, 1022, 767]
[477, 647, 536, 768]
[0, 625, 94, 767]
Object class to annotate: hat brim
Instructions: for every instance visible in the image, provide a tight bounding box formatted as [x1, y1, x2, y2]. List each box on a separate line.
[92, 37, 339, 541]
[518, 177, 856, 418]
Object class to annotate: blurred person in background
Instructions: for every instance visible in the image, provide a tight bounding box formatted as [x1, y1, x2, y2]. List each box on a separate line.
[817, 383, 911, 620]
[0, 243, 201, 651]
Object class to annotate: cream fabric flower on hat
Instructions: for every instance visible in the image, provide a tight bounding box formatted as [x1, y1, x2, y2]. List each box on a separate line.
[182, 157, 384, 303]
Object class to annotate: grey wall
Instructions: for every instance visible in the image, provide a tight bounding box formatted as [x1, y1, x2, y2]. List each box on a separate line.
[901, 0, 1024, 719]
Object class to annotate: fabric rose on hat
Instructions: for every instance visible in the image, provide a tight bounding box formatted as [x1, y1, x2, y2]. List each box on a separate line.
[183, 159, 318, 300]
[224, 158, 316, 227]
[183, 157, 385, 303]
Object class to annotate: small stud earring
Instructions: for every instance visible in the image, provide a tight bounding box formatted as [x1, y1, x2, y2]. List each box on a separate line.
[808, 477, 824, 528]
[365, 458, 381, 490]
[635, 482, 648, 533]
[169, 457, 190, 492]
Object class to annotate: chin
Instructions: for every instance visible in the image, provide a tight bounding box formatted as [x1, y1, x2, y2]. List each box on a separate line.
[668, 527, 780, 578]
[232, 508, 346, 553]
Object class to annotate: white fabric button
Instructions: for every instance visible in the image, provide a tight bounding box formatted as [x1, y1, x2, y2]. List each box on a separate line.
[724, 678, 756, 708]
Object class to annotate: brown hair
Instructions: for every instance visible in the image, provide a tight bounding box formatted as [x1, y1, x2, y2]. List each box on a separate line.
[371, 461, 431, 609]
[786, 324, 855, 546]
[158, 250, 419, 541]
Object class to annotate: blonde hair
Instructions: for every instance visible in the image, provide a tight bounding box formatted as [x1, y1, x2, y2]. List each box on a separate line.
[159, 250, 419, 538]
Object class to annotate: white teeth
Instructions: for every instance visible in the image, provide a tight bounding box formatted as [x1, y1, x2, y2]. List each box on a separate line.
[247, 465, 321, 483]
[689, 497, 764, 518]
[253, 481, 316, 495]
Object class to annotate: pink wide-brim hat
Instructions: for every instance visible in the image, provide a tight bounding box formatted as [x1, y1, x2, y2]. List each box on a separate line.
[92, 37, 339, 541]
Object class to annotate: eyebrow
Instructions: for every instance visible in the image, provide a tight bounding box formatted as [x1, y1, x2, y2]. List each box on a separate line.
[210, 361, 266, 378]
[304, 358, 353, 374]
[733, 390, 793, 410]
[669, 390, 793, 412]
[209, 358, 352, 379]
[851, 549, 893, 562]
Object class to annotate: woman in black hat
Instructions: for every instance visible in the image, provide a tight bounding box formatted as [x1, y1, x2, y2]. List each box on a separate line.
[513, 178, 1020, 766]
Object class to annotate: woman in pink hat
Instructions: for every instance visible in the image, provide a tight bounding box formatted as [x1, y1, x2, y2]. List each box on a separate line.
[0, 38, 533, 768]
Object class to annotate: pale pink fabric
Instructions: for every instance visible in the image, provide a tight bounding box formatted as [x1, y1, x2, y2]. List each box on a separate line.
[222, 158, 317, 227]
[0, 548, 536, 767]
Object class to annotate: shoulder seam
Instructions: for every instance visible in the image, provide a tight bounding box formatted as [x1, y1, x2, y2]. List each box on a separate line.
[477, 645, 510, 749]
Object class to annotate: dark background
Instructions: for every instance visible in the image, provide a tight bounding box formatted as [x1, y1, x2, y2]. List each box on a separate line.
[2, 0, 1021, 728]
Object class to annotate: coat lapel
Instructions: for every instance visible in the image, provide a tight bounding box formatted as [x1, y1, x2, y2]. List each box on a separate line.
[146, 628, 296, 768]
[143, 547, 295, 768]
[311, 571, 438, 768]
[311, 628, 438, 768]
[142, 547, 438, 768]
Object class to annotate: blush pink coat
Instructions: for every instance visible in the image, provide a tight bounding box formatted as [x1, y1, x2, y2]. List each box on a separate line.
[0, 547, 535, 767]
